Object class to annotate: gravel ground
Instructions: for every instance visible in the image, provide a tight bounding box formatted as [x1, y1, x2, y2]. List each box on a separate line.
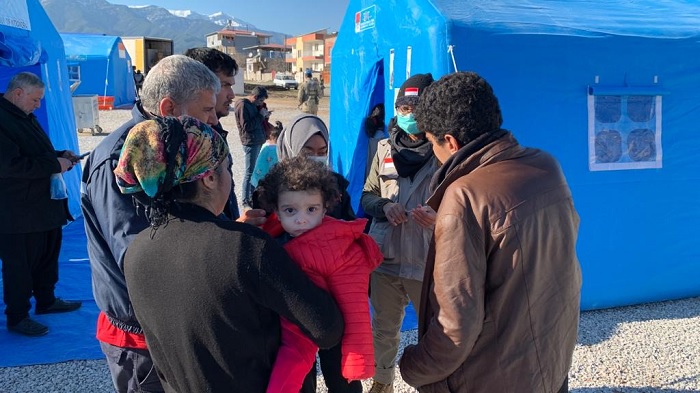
[1, 95, 699, 392]
[1, 296, 699, 392]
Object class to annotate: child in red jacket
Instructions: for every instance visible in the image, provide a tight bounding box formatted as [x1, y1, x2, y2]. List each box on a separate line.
[256, 156, 383, 393]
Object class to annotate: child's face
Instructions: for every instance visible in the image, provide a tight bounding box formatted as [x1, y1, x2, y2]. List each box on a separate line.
[277, 189, 326, 237]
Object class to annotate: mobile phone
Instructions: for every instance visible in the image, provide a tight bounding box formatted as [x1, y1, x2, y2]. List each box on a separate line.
[77, 151, 91, 160]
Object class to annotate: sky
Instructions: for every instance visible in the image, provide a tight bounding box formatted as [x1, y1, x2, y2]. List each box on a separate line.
[110, 0, 351, 36]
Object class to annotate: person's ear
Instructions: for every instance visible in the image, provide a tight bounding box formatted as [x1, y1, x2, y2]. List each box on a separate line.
[200, 172, 218, 191]
[158, 97, 177, 117]
[444, 134, 463, 154]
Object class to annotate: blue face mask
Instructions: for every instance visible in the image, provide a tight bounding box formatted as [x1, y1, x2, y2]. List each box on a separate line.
[396, 112, 421, 135]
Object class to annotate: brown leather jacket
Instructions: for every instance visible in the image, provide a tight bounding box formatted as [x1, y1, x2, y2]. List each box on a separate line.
[399, 133, 581, 392]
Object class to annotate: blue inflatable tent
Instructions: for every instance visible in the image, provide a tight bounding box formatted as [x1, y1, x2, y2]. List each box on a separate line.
[0, 0, 82, 219]
[331, 0, 700, 310]
[61, 33, 136, 108]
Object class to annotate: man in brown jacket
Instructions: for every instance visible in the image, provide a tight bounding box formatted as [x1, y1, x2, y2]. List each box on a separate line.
[399, 71, 581, 393]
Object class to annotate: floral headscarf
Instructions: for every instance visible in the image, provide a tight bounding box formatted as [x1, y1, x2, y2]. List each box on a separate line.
[114, 116, 228, 198]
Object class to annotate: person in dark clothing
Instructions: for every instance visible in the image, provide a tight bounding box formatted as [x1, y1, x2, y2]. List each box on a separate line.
[234, 86, 269, 208]
[0, 72, 82, 337]
[133, 69, 144, 95]
[116, 116, 344, 392]
[364, 103, 386, 179]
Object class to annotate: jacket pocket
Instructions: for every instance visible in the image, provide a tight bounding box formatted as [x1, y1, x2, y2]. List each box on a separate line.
[368, 221, 396, 260]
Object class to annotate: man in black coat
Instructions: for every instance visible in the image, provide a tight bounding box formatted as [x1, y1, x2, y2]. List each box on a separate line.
[0, 72, 82, 337]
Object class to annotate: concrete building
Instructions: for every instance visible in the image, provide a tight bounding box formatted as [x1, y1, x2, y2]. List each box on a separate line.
[242, 43, 292, 81]
[205, 28, 272, 72]
[285, 29, 328, 78]
[322, 32, 337, 87]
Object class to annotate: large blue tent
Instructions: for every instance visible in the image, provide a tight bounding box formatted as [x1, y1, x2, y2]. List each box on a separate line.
[0, 0, 82, 219]
[330, 0, 700, 310]
[61, 33, 136, 108]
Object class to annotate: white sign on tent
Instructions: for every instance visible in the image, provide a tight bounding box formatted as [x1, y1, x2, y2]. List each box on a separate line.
[0, 0, 31, 31]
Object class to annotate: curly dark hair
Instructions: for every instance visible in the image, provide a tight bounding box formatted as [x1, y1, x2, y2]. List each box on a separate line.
[256, 156, 340, 213]
[183, 47, 239, 77]
[414, 71, 503, 145]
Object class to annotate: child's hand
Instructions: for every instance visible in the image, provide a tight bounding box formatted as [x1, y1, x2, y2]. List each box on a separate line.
[237, 208, 267, 227]
[410, 205, 436, 228]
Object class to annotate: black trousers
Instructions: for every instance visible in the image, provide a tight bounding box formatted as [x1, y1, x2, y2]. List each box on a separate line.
[300, 341, 362, 393]
[0, 228, 61, 325]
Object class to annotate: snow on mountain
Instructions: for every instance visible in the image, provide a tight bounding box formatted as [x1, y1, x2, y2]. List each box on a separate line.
[168, 9, 194, 18]
[40, 0, 287, 53]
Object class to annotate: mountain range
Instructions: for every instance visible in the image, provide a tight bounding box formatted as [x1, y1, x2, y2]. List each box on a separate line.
[40, 0, 288, 54]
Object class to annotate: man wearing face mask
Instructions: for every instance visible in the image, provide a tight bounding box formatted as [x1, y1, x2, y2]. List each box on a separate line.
[360, 73, 439, 393]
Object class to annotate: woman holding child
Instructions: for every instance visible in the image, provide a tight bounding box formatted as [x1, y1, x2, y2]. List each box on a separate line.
[117, 116, 344, 392]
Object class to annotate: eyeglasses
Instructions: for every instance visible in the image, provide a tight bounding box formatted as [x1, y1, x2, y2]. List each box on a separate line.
[396, 105, 414, 115]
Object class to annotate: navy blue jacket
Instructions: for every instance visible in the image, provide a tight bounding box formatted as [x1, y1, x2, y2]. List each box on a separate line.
[81, 105, 150, 332]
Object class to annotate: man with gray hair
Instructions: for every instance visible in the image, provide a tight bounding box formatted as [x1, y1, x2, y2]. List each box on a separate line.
[0, 72, 82, 337]
[81, 54, 221, 393]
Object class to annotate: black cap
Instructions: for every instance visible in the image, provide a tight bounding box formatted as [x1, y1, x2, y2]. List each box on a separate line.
[396, 73, 434, 107]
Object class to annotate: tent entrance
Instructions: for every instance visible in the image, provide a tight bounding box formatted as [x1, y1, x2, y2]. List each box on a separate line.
[348, 59, 386, 217]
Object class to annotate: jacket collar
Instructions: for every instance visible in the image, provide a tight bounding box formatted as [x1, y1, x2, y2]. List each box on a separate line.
[0, 96, 33, 119]
[169, 202, 221, 223]
[212, 121, 228, 139]
[131, 100, 151, 123]
[426, 130, 518, 210]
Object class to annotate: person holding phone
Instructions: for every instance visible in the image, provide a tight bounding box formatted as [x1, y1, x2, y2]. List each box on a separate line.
[0, 72, 82, 337]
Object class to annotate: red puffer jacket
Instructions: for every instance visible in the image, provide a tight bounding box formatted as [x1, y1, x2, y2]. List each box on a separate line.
[264, 214, 383, 380]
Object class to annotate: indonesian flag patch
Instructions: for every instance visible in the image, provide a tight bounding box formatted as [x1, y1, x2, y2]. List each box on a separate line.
[404, 87, 419, 97]
[383, 157, 395, 169]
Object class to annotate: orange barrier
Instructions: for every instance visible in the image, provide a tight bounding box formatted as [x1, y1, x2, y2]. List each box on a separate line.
[98, 96, 114, 110]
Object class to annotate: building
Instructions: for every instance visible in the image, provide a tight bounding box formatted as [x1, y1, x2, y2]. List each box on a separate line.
[285, 29, 328, 78]
[242, 43, 292, 81]
[322, 32, 338, 86]
[205, 27, 272, 72]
